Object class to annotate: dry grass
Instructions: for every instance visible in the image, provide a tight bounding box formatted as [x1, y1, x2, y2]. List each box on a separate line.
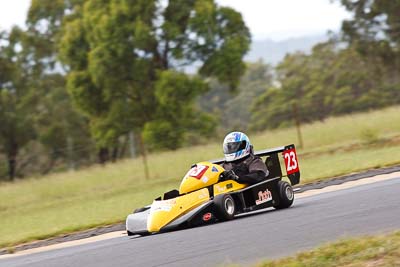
[257, 231, 400, 267]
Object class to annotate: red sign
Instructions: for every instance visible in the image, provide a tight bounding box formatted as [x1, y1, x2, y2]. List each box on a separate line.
[283, 148, 299, 175]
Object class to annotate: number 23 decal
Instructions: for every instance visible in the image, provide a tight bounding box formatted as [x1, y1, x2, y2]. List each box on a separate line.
[283, 148, 299, 175]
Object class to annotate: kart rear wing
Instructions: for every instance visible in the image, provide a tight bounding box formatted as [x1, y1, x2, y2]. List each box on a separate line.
[211, 144, 300, 186]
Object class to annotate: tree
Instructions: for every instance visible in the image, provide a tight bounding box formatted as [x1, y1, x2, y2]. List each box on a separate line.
[338, 0, 400, 85]
[34, 73, 94, 173]
[339, 0, 400, 46]
[0, 29, 37, 180]
[0, 14, 92, 179]
[143, 71, 216, 150]
[58, 0, 251, 151]
[26, 0, 94, 167]
[250, 40, 400, 131]
[198, 61, 274, 132]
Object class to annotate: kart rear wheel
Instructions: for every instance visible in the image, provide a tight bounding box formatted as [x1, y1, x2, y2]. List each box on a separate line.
[274, 181, 294, 209]
[214, 194, 236, 221]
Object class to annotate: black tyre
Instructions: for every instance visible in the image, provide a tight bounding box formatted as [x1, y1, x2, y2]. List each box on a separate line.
[214, 194, 236, 221]
[127, 230, 150, 237]
[273, 181, 294, 209]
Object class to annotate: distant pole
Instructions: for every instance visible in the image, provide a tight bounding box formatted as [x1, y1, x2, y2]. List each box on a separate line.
[292, 103, 304, 149]
[67, 136, 75, 170]
[138, 133, 150, 180]
[128, 131, 136, 158]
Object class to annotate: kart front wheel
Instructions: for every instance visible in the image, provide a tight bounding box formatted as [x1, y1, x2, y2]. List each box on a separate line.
[214, 194, 236, 221]
[273, 181, 294, 209]
[127, 230, 150, 237]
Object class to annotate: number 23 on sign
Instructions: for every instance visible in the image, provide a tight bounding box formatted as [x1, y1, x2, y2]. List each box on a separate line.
[283, 148, 299, 175]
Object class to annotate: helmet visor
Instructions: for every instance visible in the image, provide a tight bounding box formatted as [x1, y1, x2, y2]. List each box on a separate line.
[223, 141, 247, 154]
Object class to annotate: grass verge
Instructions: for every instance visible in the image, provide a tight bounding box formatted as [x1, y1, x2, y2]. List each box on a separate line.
[0, 106, 400, 249]
[257, 231, 400, 267]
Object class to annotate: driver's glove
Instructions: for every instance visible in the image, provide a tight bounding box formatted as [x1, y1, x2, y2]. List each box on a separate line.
[220, 170, 239, 182]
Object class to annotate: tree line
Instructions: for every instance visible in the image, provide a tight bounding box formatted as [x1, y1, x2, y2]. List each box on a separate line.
[251, 0, 400, 130]
[0, 0, 251, 180]
[1, 0, 399, 180]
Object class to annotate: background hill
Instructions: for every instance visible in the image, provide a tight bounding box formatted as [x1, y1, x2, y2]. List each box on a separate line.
[245, 34, 329, 64]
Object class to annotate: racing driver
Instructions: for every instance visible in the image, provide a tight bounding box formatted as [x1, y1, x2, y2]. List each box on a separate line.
[220, 131, 269, 184]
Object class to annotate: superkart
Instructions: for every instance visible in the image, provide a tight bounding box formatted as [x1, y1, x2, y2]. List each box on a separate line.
[126, 144, 300, 236]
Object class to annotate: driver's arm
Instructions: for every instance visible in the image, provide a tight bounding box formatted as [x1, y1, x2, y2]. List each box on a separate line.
[236, 157, 269, 184]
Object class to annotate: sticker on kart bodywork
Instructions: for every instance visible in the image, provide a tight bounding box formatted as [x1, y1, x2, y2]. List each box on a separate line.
[202, 212, 212, 222]
[186, 165, 209, 179]
[151, 199, 176, 212]
[215, 185, 225, 193]
[255, 189, 272, 205]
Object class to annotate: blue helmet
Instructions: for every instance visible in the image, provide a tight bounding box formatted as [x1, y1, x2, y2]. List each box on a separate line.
[223, 132, 251, 162]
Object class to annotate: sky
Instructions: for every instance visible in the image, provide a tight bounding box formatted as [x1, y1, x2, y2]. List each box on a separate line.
[0, 0, 351, 41]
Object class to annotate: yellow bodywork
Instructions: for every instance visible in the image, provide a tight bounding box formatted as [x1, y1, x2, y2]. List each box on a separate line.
[179, 161, 224, 194]
[147, 188, 210, 232]
[146, 162, 246, 233]
[213, 180, 246, 196]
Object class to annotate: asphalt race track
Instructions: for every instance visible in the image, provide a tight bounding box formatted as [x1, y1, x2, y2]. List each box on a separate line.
[1, 176, 400, 267]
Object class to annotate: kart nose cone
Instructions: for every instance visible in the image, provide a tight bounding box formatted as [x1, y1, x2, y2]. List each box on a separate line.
[126, 209, 150, 234]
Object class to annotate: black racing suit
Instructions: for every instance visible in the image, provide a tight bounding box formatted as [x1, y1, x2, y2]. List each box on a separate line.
[221, 153, 269, 184]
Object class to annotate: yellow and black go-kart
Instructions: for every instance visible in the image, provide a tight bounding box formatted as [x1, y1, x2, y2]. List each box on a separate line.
[126, 144, 300, 236]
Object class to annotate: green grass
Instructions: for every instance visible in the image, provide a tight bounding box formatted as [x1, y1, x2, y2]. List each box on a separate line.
[0, 106, 400, 248]
[256, 231, 400, 267]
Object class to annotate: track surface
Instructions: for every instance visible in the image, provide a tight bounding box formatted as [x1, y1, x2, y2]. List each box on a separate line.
[1, 177, 400, 267]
